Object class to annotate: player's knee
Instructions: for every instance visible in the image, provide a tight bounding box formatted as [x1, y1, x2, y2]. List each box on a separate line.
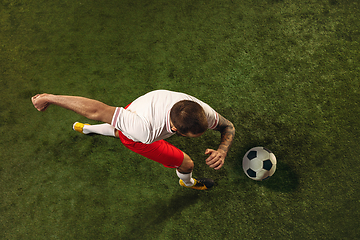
[178, 153, 194, 173]
[183, 160, 194, 172]
[178, 162, 193, 173]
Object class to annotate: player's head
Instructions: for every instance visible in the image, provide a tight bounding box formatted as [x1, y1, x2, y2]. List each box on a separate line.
[170, 100, 208, 137]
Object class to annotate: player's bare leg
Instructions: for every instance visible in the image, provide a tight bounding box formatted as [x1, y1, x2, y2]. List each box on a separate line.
[177, 153, 194, 174]
[177, 152, 214, 190]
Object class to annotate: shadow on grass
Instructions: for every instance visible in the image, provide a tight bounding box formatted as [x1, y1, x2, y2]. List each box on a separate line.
[121, 190, 200, 240]
[259, 162, 300, 192]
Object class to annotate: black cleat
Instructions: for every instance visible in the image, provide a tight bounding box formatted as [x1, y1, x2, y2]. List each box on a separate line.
[179, 178, 215, 190]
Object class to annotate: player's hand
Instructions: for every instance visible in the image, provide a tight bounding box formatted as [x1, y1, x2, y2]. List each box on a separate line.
[205, 149, 226, 170]
[32, 94, 50, 111]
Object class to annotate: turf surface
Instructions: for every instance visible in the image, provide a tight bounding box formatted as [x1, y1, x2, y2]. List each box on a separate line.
[1, 0, 359, 239]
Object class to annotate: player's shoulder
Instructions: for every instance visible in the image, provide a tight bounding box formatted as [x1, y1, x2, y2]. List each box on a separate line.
[144, 90, 193, 101]
[145, 90, 209, 106]
[147, 89, 180, 95]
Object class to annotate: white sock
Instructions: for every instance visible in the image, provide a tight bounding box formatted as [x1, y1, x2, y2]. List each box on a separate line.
[176, 169, 195, 187]
[83, 123, 116, 137]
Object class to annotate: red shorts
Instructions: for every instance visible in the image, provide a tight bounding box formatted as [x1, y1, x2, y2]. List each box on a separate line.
[116, 104, 184, 168]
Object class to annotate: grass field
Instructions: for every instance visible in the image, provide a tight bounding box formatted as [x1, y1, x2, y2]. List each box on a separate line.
[1, 0, 359, 239]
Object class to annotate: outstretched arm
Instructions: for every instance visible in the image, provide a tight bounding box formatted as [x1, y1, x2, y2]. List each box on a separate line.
[205, 114, 235, 170]
[31, 93, 116, 124]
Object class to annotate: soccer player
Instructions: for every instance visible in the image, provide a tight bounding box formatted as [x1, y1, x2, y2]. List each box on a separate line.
[31, 90, 235, 190]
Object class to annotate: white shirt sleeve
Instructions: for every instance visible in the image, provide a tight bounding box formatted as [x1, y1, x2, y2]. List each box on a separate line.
[111, 107, 152, 144]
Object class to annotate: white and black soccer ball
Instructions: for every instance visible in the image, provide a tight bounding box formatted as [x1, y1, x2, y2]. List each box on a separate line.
[242, 147, 277, 181]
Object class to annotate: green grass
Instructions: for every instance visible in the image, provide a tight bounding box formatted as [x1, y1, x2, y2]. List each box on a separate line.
[1, 0, 359, 239]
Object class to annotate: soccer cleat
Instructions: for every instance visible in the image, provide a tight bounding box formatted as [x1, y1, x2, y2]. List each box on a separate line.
[72, 122, 90, 134]
[179, 178, 215, 190]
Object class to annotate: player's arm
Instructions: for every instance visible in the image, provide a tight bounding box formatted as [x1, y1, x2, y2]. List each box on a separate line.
[31, 93, 116, 124]
[205, 114, 235, 170]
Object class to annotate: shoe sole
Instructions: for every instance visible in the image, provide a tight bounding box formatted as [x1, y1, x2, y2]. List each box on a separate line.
[197, 178, 215, 189]
[72, 122, 90, 134]
[180, 178, 215, 190]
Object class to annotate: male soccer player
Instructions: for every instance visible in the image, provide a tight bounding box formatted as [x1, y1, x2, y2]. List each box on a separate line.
[31, 90, 235, 190]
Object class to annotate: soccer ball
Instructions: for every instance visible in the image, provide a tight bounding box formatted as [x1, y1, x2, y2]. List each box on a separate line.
[242, 147, 277, 181]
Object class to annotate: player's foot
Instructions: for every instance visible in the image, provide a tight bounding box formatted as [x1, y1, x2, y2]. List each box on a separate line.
[72, 122, 90, 134]
[179, 178, 215, 190]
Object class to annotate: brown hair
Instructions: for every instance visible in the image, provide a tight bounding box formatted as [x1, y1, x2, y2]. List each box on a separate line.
[170, 100, 208, 135]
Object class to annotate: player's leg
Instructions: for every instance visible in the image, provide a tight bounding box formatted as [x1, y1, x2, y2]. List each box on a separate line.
[31, 93, 116, 124]
[176, 153, 195, 186]
[116, 130, 214, 190]
[177, 152, 194, 173]
[72, 102, 135, 136]
[177, 152, 214, 190]
[73, 122, 116, 136]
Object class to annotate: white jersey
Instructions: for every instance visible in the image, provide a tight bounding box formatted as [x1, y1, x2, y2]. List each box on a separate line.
[111, 90, 219, 144]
